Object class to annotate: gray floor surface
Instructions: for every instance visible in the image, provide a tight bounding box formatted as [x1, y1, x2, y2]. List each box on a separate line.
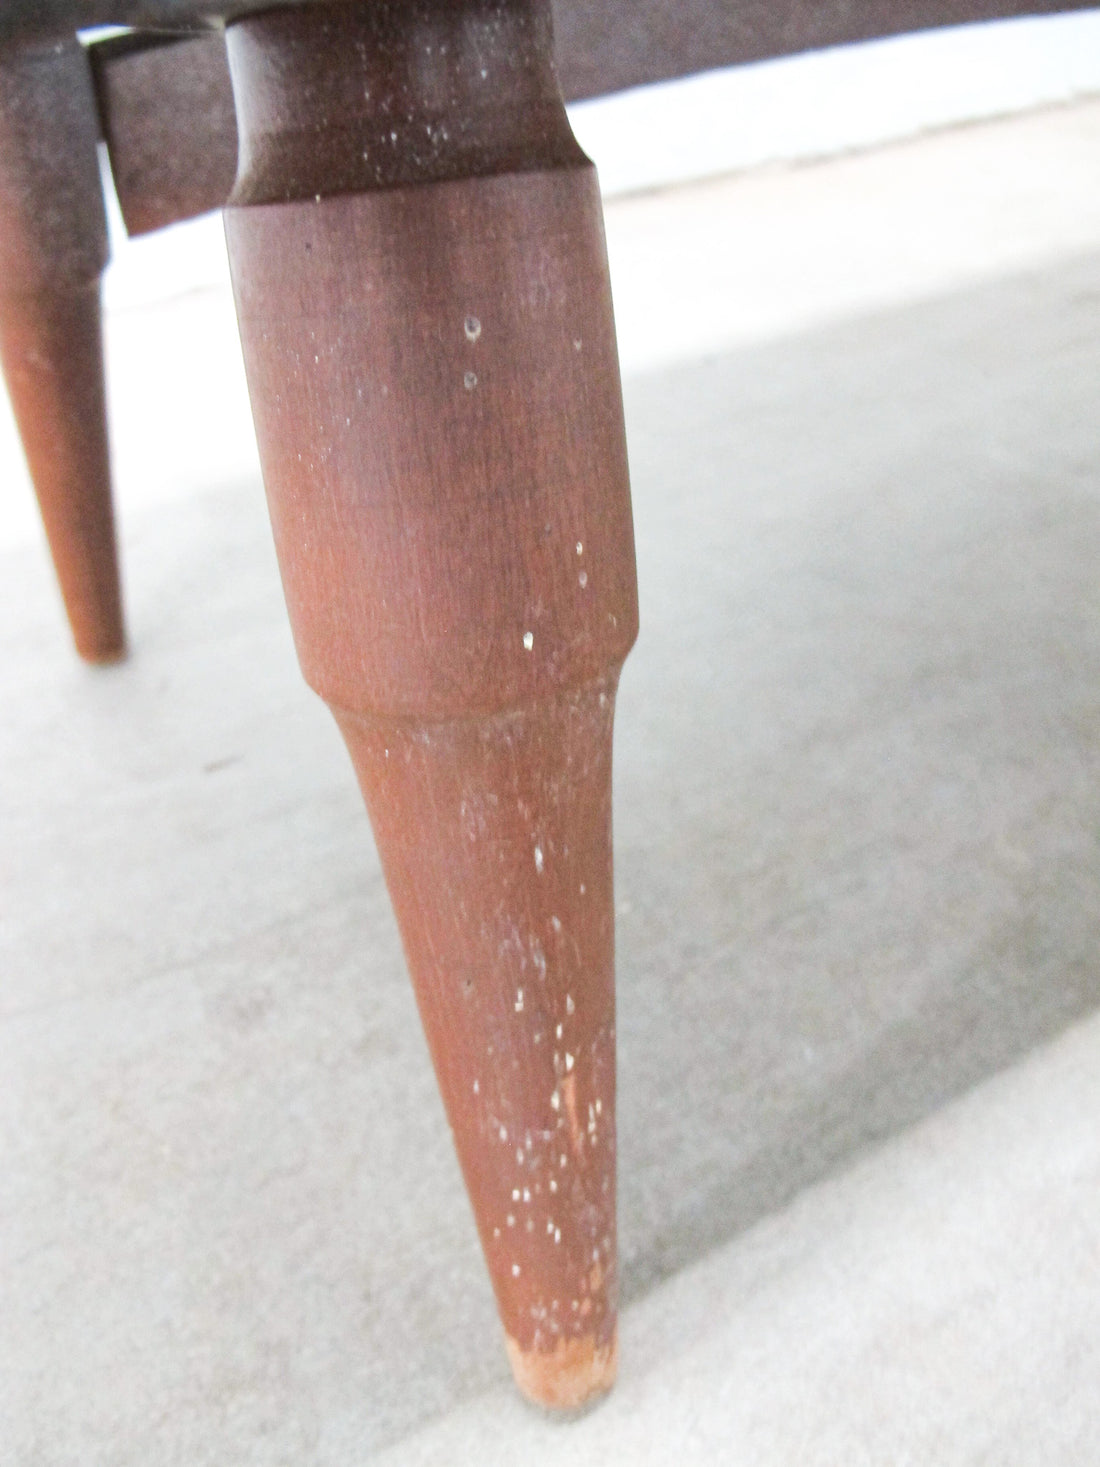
[3, 148, 1100, 1461]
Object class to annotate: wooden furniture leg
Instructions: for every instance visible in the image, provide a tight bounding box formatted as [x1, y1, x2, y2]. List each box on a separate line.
[223, 0, 638, 1408]
[0, 37, 123, 663]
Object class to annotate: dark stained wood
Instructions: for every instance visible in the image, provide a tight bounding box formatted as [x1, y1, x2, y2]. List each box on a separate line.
[91, 31, 237, 236]
[0, 37, 124, 661]
[222, 0, 637, 1407]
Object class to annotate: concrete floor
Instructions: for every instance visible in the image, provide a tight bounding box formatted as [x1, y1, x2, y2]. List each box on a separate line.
[3, 104, 1100, 1463]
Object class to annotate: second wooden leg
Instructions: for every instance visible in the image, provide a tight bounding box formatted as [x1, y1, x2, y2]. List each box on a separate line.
[0, 38, 123, 663]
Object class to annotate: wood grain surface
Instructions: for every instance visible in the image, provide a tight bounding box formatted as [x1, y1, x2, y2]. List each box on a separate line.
[223, 0, 637, 1407]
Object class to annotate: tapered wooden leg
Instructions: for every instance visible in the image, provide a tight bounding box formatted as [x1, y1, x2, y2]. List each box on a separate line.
[0, 39, 123, 663]
[0, 281, 122, 661]
[223, 0, 637, 1407]
[337, 684, 622, 1405]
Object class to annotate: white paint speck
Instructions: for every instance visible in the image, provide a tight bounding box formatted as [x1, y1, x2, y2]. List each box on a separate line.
[523, 1188, 530, 1203]
[512, 1263, 521, 1277]
[464, 370, 478, 390]
[556, 1023, 563, 1039]
[565, 1052, 574, 1072]
[464, 314, 481, 342]
[499, 1125, 508, 1142]
[551, 915, 562, 933]
[576, 541, 583, 555]
[595, 1099, 602, 1115]
[550, 1090, 560, 1111]
[555, 1228, 561, 1243]
[507, 1214, 515, 1227]
[547, 1220, 554, 1234]
[512, 1188, 520, 1201]
[523, 631, 534, 651]
[473, 1079, 479, 1094]
[549, 1178, 557, 1193]
[566, 994, 575, 1015]
[534, 846, 544, 873]
[579, 570, 588, 588]
[515, 988, 524, 1012]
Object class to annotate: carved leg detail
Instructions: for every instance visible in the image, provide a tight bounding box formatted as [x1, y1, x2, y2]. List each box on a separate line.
[0, 39, 124, 662]
[223, 0, 637, 1407]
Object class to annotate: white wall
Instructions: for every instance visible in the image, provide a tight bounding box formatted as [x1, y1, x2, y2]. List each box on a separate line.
[569, 8, 1100, 195]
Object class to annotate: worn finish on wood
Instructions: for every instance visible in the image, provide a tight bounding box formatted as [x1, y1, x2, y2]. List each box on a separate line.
[0, 37, 123, 662]
[337, 684, 622, 1408]
[223, 0, 636, 1407]
[91, 32, 238, 237]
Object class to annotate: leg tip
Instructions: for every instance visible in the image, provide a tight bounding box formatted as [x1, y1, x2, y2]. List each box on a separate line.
[74, 632, 127, 666]
[506, 1329, 618, 1411]
[71, 601, 127, 665]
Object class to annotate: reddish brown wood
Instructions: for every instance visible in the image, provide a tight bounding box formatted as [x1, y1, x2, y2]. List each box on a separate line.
[337, 684, 622, 1406]
[223, 0, 637, 1407]
[0, 37, 124, 662]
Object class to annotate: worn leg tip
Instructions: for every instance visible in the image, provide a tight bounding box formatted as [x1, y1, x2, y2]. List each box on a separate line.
[506, 1330, 618, 1411]
[75, 633, 127, 666]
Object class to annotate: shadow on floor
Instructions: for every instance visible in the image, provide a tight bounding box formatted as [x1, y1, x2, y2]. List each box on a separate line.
[613, 248, 1100, 1301]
